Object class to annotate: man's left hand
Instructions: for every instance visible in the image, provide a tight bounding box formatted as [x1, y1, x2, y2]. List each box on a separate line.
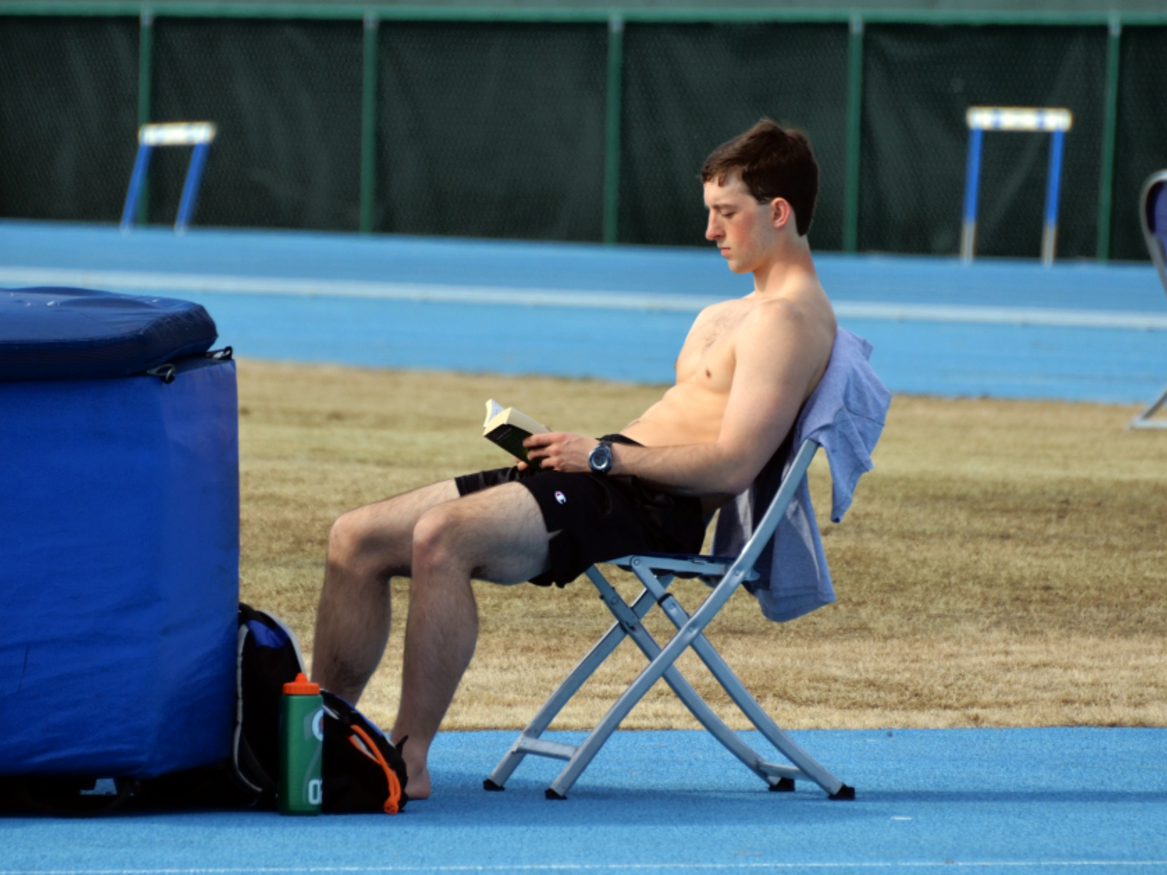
[523, 432, 599, 474]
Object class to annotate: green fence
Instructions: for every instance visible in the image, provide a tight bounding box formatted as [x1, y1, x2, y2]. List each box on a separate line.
[1, 4, 1165, 261]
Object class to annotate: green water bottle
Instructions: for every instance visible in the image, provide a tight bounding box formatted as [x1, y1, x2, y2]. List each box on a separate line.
[279, 672, 324, 815]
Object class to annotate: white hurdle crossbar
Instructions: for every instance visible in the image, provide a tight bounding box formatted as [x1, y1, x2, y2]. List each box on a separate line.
[961, 107, 1073, 267]
[121, 122, 217, 233]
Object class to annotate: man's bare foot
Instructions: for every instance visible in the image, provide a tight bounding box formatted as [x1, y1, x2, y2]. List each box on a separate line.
[397, 739, 431, 800]
[406, 764, 431, 800]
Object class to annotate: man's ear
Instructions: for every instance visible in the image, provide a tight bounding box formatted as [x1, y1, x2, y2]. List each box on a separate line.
[769, 197, 794, 230]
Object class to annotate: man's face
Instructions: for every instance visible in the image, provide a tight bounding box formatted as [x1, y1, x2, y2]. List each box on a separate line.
[703, 174, 777, 274]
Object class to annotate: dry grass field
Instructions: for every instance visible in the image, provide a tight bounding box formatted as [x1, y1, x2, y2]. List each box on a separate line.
[237, 358, 1167, 734]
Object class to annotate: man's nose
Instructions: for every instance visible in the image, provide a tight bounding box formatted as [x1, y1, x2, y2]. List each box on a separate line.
[705, 213, 721, 240]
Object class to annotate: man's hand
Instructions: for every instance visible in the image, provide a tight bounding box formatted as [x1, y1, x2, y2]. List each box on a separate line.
[514, 423, 554, 471]
[522, 432, 598, 474]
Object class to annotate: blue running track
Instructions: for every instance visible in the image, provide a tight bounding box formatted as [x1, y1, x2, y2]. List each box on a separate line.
[1, 221, 1165, 402]
[2, 729, 1165, 873]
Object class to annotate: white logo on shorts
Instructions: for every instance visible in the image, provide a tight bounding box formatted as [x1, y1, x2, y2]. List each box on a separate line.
[555, 491, 567, 504]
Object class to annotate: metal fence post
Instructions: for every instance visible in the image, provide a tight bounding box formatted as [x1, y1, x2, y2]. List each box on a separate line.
[602, 12, 624, 245]
[360, 10, 379, 234]
[842, 14, 864, 254]
[136, 7, 154, 227]
[1095, 15, 1121, 262]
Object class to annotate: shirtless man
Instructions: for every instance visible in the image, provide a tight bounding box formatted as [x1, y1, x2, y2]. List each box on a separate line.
[311, 119, 837, 799]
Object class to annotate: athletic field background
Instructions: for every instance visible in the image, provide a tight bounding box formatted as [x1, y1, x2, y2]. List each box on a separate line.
[236, 359, 1167, 734]
[3, 5, 1166, 265]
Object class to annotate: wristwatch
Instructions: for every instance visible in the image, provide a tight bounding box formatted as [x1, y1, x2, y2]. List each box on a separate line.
[588, 439, 614, 475]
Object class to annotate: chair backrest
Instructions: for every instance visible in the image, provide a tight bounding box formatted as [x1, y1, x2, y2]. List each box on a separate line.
[1139, 170, 1167, 294]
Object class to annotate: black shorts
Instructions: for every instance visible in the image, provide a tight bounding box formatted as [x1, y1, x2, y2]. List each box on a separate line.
[454, 435, 707, 587]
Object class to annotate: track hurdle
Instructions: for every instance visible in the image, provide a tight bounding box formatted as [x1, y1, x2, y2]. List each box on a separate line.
[120, 122, 217, 233]
[960, 107, 1072, 266]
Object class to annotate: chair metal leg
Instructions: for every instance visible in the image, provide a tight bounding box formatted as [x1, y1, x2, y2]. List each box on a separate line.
[629, 564, 846, 796]
[584, 570, 808, 790]
[547, 564, 847, 799]
[487, 568, 807, 796]
[484, 583, 657, 790]
[544, 615, 694, 798]
[544, 574, 776, 798]
[1129, 381, 1167, 429]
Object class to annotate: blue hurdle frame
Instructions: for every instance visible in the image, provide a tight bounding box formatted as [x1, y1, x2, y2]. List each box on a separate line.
[120, 122, 217, 233]
[960, 107, 1072, 267]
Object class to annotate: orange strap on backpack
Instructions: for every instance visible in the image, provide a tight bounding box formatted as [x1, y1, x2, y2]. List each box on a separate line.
[348, 724, 404, 815]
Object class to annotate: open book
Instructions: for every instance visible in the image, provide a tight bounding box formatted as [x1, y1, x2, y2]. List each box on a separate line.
[483, 399, 550, 469]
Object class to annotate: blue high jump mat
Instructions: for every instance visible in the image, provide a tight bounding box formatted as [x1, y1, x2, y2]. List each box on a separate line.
[0, 286, 238, 782]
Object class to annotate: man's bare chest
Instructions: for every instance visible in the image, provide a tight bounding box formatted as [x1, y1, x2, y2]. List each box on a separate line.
[675, 305, 750, 387]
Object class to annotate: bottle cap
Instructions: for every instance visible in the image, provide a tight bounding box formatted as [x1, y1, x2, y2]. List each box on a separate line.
[283, 672, 321, 695]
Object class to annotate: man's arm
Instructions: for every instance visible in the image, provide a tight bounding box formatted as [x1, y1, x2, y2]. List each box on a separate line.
[525, 301, 832, 497]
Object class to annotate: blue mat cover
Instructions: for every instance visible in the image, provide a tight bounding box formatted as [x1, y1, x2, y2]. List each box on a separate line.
[0, 287, 216, 380]
[0, 289, 238, 780]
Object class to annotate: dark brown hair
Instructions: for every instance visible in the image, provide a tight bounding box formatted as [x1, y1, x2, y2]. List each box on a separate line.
[701, 119, 819, 236]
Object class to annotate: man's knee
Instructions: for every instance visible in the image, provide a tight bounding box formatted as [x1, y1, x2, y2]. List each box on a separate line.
[327, 510, 366, 567]
[410, 504, 471, 577]
[412, 486, 551, 585]
[327, 507, 401, 579]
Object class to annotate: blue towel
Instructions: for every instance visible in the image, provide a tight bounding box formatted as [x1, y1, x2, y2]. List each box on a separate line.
[712, 327, 890, 622]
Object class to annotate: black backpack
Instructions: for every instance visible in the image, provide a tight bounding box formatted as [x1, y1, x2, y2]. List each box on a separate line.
[232, 604, 409, 814]
[320, 690, 408, 814]
[231, 604, 307, 802]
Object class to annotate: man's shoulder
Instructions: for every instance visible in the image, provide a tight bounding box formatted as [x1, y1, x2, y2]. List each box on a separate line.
[746, 282, 834, 332]
[734, 282, 837, 374]
[696, 296, 749, 318]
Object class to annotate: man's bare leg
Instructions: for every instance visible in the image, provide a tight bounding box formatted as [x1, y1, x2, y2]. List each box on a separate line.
[313, 479, 553, 799]
[390, 483, 552, 799]
[312, 480, 459, 704]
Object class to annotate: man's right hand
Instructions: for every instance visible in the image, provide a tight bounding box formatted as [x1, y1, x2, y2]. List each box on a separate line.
[515, 422, 552, 471]
[523, 432, 599, 474]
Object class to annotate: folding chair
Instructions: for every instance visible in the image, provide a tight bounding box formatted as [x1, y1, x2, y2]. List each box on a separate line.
[1130, 170, 1167, 429]
[485, 328, 889, 800]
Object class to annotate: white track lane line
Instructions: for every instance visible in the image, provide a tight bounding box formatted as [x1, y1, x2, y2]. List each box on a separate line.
[4, 863, 1167, 873]
[2, 266, 1166, 330]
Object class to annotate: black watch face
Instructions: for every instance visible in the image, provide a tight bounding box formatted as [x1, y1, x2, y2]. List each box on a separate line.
[590, 444, 612, 472]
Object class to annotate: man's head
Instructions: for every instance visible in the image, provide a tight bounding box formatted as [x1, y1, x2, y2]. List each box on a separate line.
[701, 119, 818, 238]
